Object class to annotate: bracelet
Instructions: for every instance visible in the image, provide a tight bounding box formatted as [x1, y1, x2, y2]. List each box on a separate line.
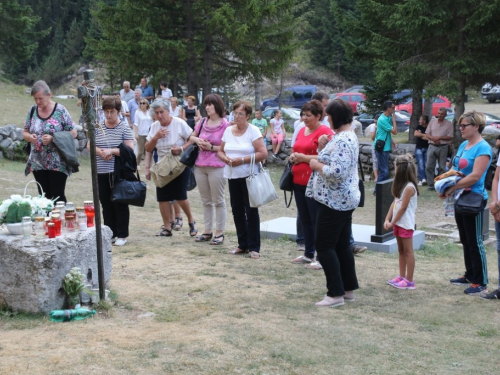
[180, 146, 184, 153]
[211, 144, 214, 151]
[241, 158, 244, 165]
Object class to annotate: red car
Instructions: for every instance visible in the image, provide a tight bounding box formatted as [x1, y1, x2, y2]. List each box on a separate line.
[331, 92, 366, 114]
[396, 96, 451, 116]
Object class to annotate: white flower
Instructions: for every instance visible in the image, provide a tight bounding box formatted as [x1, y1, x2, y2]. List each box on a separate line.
[10, 195, 22, 202]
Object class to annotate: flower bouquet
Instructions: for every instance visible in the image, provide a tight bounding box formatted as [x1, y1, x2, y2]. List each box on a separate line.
[62, 267, 91, 308]
[0, 194, 54, 234]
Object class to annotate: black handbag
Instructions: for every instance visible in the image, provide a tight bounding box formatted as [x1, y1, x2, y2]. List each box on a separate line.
[279, 162, 294, 208]
[23, 106, 37, 157]
[187, 168, 197, 191]
[111, 171, 147, 207]
[454, 191, 483, 216]
[180, 143, 199, 168]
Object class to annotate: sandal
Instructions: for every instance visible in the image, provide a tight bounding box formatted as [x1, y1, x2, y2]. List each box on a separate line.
[156, 228, 172, 237]
[195, 233, 213, 242]
[173, 217, 183, 231]
[188, 221, 198, 237]
[249, 251, 260, 259]
[209, 234, 224, 245]
[161, 222, 175, 230]
[228, 248, 247, 255]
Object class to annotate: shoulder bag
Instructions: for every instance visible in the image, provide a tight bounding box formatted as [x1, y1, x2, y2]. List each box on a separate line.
[453, 147, 484, 216]
[150, 149, 186, 188]
[246, 153, 278, 208]
[111, 171, 147, 207]
[374, 131, 389, 153]
[279, 161, 294, 208]
[23, 106, 37, 156]
[180, 118, 206, 168]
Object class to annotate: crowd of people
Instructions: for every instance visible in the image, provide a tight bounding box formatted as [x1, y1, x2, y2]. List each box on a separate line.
[22, 80, 500, 305]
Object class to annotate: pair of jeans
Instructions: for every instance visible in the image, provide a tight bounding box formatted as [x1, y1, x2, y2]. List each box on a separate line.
[375, 150, 390, 185]
[315, 203, 359, 297]
[454, 200, 488, 285]
[296, 211, 305, 245]
[228, 178, 260, 252]
[33, 170, 68, 202]
[98, 173, 130, 239]
[293, 184, 319, 259]
[495, 221, 500, 288]
[415, 147, 428, 182]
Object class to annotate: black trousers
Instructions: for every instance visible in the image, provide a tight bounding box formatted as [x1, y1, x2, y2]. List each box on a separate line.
[98, 173, 130, 239]
[315, 203, 359, 297]
[455, 200, 488, 285]
[228, 178, 260, 252]
[293, 184, 319, 259]
[33, 170, 68, 202]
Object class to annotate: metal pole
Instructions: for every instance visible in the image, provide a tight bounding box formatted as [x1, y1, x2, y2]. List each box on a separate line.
[77, 70, 105, 302]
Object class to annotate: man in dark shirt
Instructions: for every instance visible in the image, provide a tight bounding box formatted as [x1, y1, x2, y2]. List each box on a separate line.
[414, 115, 429, 186]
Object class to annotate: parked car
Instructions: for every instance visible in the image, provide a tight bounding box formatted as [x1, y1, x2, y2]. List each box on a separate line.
[481, 83, 500, 103]
[356, 89, 412, 113]
[344, 85, 365, 93]
[330, 92, 366, 114]
[396, 95, 451, 116]
[261, 85, 316, 110]
[356, 110, 411, 132]
[262, 107, 301, 121]
[446, 112, 500, 126]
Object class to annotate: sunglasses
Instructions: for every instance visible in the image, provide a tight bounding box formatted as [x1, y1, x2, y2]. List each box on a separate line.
[140, 102, 148, 105]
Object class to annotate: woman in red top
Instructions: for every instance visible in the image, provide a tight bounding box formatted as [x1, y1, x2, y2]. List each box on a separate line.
[289, 100, 334, 266]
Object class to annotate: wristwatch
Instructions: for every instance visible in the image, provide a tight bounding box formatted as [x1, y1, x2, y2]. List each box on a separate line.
[241, 158, 245, 165]
[211, 144, 214, 151]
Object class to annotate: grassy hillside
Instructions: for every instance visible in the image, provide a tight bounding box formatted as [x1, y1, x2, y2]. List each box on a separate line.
[0, 79, 81, 128]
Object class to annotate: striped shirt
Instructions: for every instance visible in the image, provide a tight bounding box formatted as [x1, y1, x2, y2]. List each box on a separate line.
[95, 121, 134, 174]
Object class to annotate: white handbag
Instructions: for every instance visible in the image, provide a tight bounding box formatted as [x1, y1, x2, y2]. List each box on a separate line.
[246, 153, 278, 208]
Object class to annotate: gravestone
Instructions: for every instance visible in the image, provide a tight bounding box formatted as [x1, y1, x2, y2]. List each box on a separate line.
[371, 178, 395, 243]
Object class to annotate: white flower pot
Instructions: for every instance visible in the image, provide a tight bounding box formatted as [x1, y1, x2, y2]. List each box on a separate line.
[6, 223, 23, 235]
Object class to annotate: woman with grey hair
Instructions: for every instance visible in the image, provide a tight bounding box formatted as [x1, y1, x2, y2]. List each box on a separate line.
[22, 80, 77, 201]
[144, 100, 197, 237]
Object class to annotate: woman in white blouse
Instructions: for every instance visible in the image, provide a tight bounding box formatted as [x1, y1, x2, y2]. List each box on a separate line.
[307, 99, 360, 307]
[170, 97, 182, 118]
[144, 100, 197, 237]
[134, 99, 153, 168]
[218, 101, 268, 259]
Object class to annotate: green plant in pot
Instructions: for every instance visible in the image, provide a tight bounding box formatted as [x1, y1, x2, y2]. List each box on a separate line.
[62, 267, 90, 309]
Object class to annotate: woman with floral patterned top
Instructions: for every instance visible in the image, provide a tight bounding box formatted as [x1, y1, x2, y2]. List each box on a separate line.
[22, 80, 77, 202]
[307, 99, 360, 308]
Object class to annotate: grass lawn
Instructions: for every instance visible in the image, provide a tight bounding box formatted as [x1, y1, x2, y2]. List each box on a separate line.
[0, 157, 499, 375]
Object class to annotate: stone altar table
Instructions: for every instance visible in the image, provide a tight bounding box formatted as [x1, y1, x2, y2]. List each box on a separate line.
[0, 226, 113, 313]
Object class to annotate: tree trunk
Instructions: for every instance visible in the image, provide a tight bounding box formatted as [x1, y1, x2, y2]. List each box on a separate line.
[254, 78, 262, 111]
[184, 0, 197, 97]
[201, 32, 213, 117]
[423, 97, 433, 121]
[453, 16, 467, 150]
[409, 89, 423, 143]
[278, 71, 284, 109]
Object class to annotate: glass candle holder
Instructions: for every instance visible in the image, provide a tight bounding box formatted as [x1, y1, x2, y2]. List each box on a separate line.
[47, 223, 56, 238]
[22, 216, 32, 238]
[84, 201, 95, 227]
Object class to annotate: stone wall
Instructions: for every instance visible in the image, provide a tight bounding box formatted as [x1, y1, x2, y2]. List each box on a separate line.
[265, 136, 415, 180]
[0, 124, 88, 160]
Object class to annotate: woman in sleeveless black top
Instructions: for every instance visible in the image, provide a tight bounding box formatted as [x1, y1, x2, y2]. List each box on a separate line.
[182, 95, 200, 129]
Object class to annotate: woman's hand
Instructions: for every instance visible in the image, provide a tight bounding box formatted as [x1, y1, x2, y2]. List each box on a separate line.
[443, 186, 456, 198]
[171, 146, 183, 155]
[494, 210, 500, 223]
[41, 134, 53, 145]
[197, 138, 211, 151]
[155, 127, 169, 140]
[384, 220, 393, 231]
[318, 134, 330, 150]
[290, 152, 305, 164]
[489, 202, 499, 215]
[310, 159, 321, 171]
[99, 148, 113, 161]
[28, 133, 37, 144]
[145, 167, 151, 181]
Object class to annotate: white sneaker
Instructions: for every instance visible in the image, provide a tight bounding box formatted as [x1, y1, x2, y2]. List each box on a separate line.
[114, 238, 127, 246]
[418, 180, 423, 186]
